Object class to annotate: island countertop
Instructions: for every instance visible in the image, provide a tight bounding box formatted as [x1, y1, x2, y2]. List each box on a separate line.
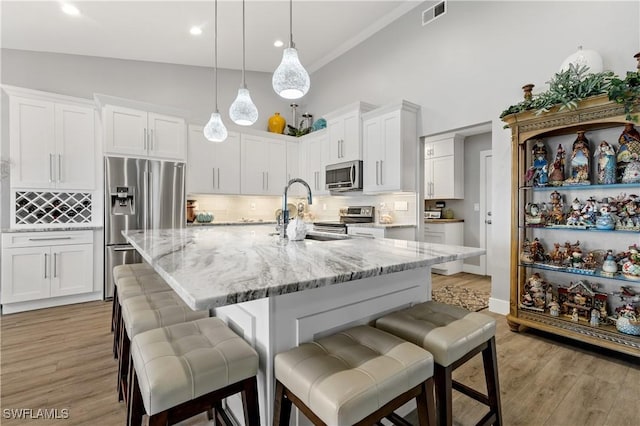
[123, 225, 484, 310]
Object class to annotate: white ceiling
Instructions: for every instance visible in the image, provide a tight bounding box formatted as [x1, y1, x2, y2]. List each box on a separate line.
[1, 1, 424, 73]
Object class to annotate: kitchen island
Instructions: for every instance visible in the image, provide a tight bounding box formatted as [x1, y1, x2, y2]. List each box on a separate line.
[123, 225, 485, 425]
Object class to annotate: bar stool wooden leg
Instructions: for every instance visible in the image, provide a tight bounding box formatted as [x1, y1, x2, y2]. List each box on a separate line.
[482, 337, 502, 426]
[273, 380, 292, 426]
[416, 377, 436, 426]
[128, 368, 144, 426]
[434, 364, 453, 426]
[241, 376, 260, 426]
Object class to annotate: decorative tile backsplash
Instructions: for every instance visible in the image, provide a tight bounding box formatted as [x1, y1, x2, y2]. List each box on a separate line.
[15, 191, 92, 225]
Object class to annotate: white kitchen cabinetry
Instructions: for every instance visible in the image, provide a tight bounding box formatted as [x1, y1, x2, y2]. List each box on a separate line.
[424, 221, 463, 274]
[286, 140, 308, 197]
[7, 90, 96, 190]
[424, 135, 464, 199]
[1, 231, 94, 313]
[303, 130, 329, 196]
[187, 125, 240, 194]
[362, 101, 419, 194]
[104, 105, 186, 160]
[325, 102, 376, 164]
[347, 225, 415, 241]
[241, 135, 287, 195]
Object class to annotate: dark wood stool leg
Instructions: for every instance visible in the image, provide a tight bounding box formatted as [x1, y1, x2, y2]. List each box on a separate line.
[241, 376, 260, 426]
[434, 364, 453, 426]
[113, 294, 120, 359]
[117, 324, 130, 402]
[148, 411, 169, 426]
[128, 368, 144, 426]
[482, 337, 503, 426]
[111, 286, 118, 332]
[273, 380, 292, 426]
[415, 377, 437, 426]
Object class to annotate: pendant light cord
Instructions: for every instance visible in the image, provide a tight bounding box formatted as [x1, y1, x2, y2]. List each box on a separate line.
[241, 0, 246, 88]
[214, 0, 219, 112]
[289, 0, 294, 48]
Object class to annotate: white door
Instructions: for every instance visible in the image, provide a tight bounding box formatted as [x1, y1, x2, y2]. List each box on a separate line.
[50, 244, 94, 297]
[55, 104, 95, 190]
[378, 112, 401, 191]
[1, 247, 50, 303]
[104, 105, 147, 157]
[431, 156, 454, 199]
[148, 112, 186, 160]
[9, 96, 55, 188]
[480, 150, 493, 276]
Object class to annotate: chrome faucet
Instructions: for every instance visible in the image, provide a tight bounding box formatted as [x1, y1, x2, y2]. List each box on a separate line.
[279, 178, 313, 238]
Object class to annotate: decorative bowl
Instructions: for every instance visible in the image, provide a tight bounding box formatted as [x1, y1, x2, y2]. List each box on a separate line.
[196, 212, 213, 223]
[614, 316, 640, 336]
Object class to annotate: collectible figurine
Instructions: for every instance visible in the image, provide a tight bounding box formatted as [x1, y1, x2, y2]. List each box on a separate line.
[548, 144, 566, 185]
[571, 307, 580, 322]
[567, 131, 591, 184]
[617, 123, 640, 181]
[595, 140, 616, 184]
[526, 140, 549, 187]
[590, 308, 601, 326]
[549, 299, 560, 317]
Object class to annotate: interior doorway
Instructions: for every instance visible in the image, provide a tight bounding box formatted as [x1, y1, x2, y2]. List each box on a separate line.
[479, 150, 492, 276]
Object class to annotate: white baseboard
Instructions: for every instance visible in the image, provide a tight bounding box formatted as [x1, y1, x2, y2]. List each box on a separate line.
[462, 264, 483, 275]
[488, 297, 509, 315]
[1, 292, 102, 315]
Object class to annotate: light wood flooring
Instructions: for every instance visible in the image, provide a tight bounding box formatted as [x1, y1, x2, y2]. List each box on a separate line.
[1, 273, 638, 426]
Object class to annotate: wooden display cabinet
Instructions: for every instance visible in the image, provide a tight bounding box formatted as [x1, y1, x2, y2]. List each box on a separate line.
[502, 94, 640, 358]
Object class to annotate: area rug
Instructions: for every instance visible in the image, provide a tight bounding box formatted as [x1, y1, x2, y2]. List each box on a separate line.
[432, 285, 490, 312]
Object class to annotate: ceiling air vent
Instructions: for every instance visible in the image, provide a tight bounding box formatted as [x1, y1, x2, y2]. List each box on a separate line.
[422, 1, 446, 26]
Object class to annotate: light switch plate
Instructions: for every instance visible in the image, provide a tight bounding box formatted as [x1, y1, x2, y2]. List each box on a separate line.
[394, 201, 408, 211]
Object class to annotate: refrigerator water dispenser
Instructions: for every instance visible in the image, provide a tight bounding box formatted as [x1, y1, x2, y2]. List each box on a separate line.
[110, 186, 135, 215]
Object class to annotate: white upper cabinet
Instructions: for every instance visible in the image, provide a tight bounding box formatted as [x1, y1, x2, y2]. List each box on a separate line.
[362, 100, 419, 194]
[8, 90, 96, 190]
[104, 105, 186, 161]
[325, 101, 376, 165]
[241, 134, 287, 195]
[187, 125, 240, 195]
[303, 130, 330, 196]
[424, 135, 464, 199]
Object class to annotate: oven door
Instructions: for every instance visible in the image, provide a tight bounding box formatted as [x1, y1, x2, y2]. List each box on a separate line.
[325, 160, 362, 191]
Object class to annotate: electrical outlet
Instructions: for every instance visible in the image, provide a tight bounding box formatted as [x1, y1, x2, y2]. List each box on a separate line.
[474, 203, 480, 212]
[394, 201, 408, 211]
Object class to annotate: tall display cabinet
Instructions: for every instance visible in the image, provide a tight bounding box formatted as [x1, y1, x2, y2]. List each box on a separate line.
[502, 94, 640, 358]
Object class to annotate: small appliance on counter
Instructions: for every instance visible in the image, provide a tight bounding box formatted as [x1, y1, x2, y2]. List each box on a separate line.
[313, 206, 374, 234]
[424, 200, 447, 220]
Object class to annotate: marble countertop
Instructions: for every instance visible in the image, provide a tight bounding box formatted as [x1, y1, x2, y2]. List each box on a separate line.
[424, 219, 464, 223]
[123, 225, 484, 311]
[1, 225, 103, 233]
[188, 220, 277, 227]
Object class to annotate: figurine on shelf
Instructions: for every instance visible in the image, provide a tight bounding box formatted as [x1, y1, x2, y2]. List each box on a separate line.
[617, 123, 640, 182]
[596, 200, 615, 230]
[548, 190, 565, 225]
[566, 198, 585, 226]
[594, 140, 617, 184]
[525, 202, 544, 226]
[530, 238, 547, 263]
[549, 299, 560, 317]
[566, 131, 591, 185]
[601, 250, 619, 276]
[581, 197, 597, 226]
[525, 140, 549, 187]
[571, 307, 580, 322]
[590, 308, 601, 326]
[548, 144, 566, 185]
[520, 238, 533, 264]
[522, 272, 547, 310]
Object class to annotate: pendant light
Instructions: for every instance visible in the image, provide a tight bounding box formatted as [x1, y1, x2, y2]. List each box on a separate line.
[272, 0, 310, 99]
[203, 0, 228, 142]
[229, 0, 258, 126]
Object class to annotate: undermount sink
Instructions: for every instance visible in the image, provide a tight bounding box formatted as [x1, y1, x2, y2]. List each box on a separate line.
[304, 232, 350, 242]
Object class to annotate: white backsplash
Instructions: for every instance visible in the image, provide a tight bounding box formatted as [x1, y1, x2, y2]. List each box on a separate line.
[188, 193, 417, 225]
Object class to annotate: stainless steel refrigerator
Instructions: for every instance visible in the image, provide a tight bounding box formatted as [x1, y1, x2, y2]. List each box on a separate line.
[103, 156, 185, 299]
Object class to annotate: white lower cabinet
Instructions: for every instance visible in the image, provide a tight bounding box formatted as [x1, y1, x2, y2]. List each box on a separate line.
[1, 231, 94, 313]
[347, 225, 415, 240]
[423, 221, 463, 274]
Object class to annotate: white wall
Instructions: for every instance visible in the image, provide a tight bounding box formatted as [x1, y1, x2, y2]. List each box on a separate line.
[303, 0, 640, 312]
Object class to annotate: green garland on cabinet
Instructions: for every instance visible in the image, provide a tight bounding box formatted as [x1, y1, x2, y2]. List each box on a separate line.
[500, 64, 640, 122]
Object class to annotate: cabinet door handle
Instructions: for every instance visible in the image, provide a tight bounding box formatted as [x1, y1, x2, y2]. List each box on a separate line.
[57, 154, 62, 182]
[375, 161, 379, 185]
[49, 154, 54, 183]
[53, 253, 57, 277]
[217, 168, 220, 189]
[44, 253, 48, 279]
[262, 172, 265, 190]
[379, 160, 383, 185]
[113, 247, 137, 252]
[339, 140, 342, 158]
[354, 232, 375, 238]
[212, 168, 216, 189]
[143, 128, 148, 151]
[266, 172, 269, 190]
[29, 237, 72, 241]
[149, 129, 154, 151]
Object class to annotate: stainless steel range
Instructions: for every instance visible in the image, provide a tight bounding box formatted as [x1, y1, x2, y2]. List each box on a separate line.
[313, 206, 375, 234]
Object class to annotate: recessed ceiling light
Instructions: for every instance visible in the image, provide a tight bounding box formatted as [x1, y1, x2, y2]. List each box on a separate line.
[190, 26, 203, 36]
[61, 3, 80, 16]
[274, 40, 284, 48]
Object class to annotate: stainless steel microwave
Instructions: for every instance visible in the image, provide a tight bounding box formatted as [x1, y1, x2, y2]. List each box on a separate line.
[325, 160, 363, 192]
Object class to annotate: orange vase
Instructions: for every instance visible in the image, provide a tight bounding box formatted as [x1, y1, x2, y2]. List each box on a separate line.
[268, 112, 286, 134]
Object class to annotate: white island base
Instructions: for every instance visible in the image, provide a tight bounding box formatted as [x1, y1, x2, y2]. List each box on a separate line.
[214, 267, 431, 426]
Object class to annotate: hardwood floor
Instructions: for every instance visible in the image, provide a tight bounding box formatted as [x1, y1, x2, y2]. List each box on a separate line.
[1, 273, 638, 425]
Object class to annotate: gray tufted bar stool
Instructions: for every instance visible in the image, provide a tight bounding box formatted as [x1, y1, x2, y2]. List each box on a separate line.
[111, 263, 158, 332]
[273, 325, 436, 426]
[128, 317, 260, 426]
[112, 273, 171, 358]
[376, 301, 502, 426]
[117, 290, 209, 403]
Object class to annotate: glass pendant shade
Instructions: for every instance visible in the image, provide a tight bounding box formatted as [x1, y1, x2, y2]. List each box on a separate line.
[273, 47, 310, 99]
[229, 87, 258, 126]
[203, 112, 228, 142]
